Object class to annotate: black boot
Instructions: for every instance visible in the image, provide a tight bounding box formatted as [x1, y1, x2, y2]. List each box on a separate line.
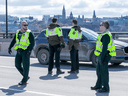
[18, 81, 27, 85]
[91, 86, 102, 90]
[48, 71, 52, 74]
[76, 70, 79, 73]
[57, 68, 64, 74]
[68, 70, 76, 74]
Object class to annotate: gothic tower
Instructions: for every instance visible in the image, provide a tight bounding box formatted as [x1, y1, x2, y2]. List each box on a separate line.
[70, 12, 73, 19]
[62, 5, 66, 19]
[92, 10, 96, 23]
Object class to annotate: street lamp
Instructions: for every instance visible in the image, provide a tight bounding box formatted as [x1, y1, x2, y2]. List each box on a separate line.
[6, 0, 8, 38]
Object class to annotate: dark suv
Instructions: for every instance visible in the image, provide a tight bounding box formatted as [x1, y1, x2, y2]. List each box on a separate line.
[33, 27, 128, 67]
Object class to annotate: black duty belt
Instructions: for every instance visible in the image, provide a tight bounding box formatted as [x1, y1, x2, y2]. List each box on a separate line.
[17, 48, 24, 53]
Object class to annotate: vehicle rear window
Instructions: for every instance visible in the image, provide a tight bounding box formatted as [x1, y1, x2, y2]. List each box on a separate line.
[82, 28, 98, 40]
[62, 29, 70, 38]
[38, 30, 46, 37]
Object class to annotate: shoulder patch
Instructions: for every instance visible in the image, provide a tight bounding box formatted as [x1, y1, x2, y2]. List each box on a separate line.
[72, 31, 76, 35]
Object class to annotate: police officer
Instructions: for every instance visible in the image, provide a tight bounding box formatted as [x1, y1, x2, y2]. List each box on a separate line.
[8, 21, 35, 85]
[91, 21, 116, 92]
[68, 19, 82, 73]
[46, 18, 65, 74]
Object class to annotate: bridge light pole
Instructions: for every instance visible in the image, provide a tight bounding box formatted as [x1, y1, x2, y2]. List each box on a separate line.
[6, 0, 8, 38]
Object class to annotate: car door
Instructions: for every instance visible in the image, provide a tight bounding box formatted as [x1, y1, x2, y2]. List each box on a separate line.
[38, 30, 48, 45]
[59, 29, 70, 60]
[79, 35, 89, 61]
[64, 30, 89, 61]
[62, 29, 70, 60]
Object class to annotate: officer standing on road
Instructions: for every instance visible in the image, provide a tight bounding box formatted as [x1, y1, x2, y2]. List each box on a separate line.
[91, 21, 116, 92]
[68, 19, 82, 73]
[46, 17, 65, 75]
[8, 21, 35, 85]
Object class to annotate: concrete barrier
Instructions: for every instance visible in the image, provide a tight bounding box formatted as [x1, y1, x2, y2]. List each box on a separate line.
[0, 39, 34, 57]
[0, 38, 128, 57]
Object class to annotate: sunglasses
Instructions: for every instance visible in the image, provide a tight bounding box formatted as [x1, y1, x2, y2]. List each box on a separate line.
[23, 24, 28, 26]
[100, 24, 103, 26]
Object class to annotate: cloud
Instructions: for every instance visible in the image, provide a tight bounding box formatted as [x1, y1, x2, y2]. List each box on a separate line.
[0, 5, 5, 13]
[95, 9, 128, 17]
[8, 6, 62, 16]
[102, 1, 128, 8]
[0, 1, 5, 4]
[7, 0, 49, 6]
[7, 0, 63, 8]
[72, 0, 88, 8]
[1, 0, 128, 20]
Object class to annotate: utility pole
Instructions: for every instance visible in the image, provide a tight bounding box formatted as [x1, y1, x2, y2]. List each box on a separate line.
[6, 0, 8, 38]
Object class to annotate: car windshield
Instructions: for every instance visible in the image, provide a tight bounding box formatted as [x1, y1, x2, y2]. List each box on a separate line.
[82, 28, 98, 40]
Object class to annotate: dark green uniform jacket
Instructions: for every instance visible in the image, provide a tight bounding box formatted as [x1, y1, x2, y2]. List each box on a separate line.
[9, 31, 35, 51]
[46, 23, 65, 46]
[100, 33, 111, 62]
[68, 26, 82, 50]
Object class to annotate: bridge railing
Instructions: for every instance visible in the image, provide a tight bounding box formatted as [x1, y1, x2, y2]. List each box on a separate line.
[0, 32, 40, 38]
[97, 32, 128, 39]
[0, 32, 128, 39]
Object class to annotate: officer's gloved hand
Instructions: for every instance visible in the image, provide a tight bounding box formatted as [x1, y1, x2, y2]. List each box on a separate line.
[8, 48, 12, 54]
[57, 45, 64, 52]
[61, 44, 65, 48]
[57, 47, 62, 52]
[26, 51, 31, 57]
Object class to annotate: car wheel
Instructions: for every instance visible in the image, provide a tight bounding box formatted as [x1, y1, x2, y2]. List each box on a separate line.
[91, 53, 97, 67]
[111, 63, 122, 65]
[61, 60, 67, 63]
[37, 49, 49, 65]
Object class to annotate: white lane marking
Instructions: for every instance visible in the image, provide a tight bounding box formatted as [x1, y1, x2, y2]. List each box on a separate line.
[0, 66, 15, 69]
[0, 56, 15, 58]
[0, 87, 65, 96]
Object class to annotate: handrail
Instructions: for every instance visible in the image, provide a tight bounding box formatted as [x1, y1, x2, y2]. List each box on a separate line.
[0, 32, 40, 38]
[0, 32, 128, 39]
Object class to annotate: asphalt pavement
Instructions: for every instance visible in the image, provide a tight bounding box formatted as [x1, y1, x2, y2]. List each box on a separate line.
[0, 56, 128, 96]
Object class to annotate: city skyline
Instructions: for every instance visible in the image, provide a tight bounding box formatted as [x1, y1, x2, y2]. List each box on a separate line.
[0, 0, 128, 20]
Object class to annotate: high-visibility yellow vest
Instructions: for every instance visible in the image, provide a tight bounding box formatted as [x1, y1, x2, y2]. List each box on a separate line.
[14, 30, 31, 50]
[46, 27, 63, 37]
[94, 31, 116, 56]
[68, 28, 82, 40]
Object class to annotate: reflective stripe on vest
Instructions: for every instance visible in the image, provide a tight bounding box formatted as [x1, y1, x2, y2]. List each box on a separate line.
[14, 30, 30, 50]
[94, 31, 116, 57]
[46, 27, 63, 37]
[76, 32, 82, 40]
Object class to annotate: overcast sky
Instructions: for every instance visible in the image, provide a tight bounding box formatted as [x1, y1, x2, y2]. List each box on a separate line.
[0, 0, 128, 20]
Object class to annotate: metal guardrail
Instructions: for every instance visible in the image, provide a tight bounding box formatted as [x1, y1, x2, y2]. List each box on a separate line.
[97, 32, 128, 39]
[0, 32, 128, 39]
[0, 32, 40, 38]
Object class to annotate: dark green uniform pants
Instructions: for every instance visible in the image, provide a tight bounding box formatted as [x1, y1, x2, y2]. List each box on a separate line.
[48, 44, 60, 71]
[15, 50, 30, 82]
[95, 55, 111, 91]
[70, 46, 79, 71]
